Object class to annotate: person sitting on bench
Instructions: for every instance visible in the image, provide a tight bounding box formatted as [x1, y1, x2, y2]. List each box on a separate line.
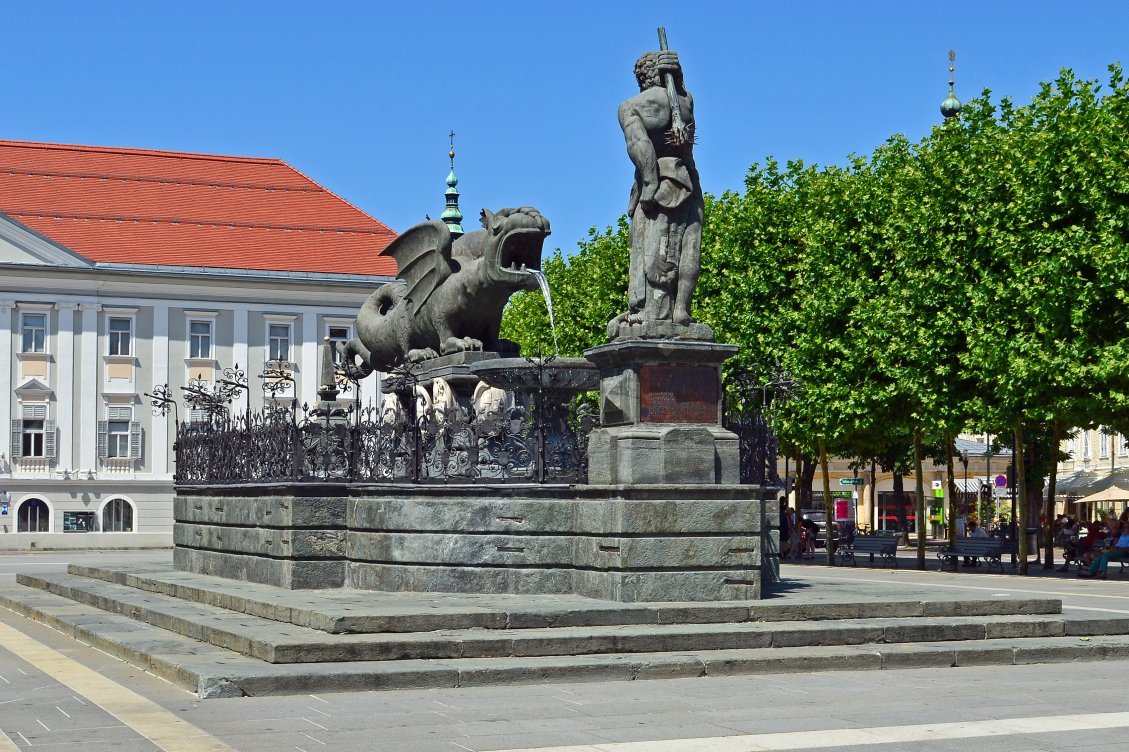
[961, 520, 988, 567]
[1078, 523, 1129, 579]
[1074, 521, 1107, 569]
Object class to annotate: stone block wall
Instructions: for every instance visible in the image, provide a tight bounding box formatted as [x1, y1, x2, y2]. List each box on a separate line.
[173, 492, 347, 589]
[175, 483, 776, 601]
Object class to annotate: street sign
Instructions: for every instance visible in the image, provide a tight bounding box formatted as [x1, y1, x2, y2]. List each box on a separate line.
[994, 474, 1008, 489]
[839, 478, 865, 486]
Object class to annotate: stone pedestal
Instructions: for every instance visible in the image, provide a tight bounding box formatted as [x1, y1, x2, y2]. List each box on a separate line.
[584, 340, 740, 485]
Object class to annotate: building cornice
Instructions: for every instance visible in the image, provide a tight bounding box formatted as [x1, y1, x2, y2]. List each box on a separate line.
[0, 265, 391, 307]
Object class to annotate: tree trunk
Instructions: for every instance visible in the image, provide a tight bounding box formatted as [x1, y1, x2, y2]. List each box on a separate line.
[893, 472, 908, 542]
[799, 453, 816, 511]
[945, 432, 957, 547]
[1043, 420, 1061, 570]
[819, 440, 835, 566]
[914, 427, 927, 570]
[1014, 421, 1029, 575]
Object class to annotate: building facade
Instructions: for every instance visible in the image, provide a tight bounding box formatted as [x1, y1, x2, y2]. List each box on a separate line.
[0, 140, 395, 547]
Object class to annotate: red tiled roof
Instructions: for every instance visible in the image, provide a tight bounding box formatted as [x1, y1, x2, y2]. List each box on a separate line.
[0, 140, 397, 276]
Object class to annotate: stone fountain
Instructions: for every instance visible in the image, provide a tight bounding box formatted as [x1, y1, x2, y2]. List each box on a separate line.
[170, 35, 773, 602]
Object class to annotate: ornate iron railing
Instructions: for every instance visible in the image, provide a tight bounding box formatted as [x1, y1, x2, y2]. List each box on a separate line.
[723, 366, 796, 487]
[173, 394, 595, 486]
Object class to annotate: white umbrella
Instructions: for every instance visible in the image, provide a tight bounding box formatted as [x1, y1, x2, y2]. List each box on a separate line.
[1075, 485, 1129, 506]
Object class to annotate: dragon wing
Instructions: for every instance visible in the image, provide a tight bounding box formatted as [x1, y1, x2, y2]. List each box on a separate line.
[384, 220, 455, 314]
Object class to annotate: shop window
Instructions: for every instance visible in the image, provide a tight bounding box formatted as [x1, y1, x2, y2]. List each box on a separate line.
[63, 511, 96, 532]
[101, 498, 134, 533]
[17, 498, 50, 532]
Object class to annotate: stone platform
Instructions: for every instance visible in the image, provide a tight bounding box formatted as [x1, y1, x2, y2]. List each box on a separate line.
[5, 562, 1129, 699]
[174, 483, 775, 602]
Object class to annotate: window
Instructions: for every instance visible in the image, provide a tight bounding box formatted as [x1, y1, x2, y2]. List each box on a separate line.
[1100, 431, 1110, 459]
[102, 498, 134, 533]
[17, 498, 50, 533]
[63, 511, 95, 532]
[1082, 431, 1092, 460]
[328, 325, 350, 364]
[22, 418, 45, 457]
[21, 313, 46, 353]
[98, 407, 141, 460]
[189, 320, 212, 359]
[268, 323, 291, 363]
[1121, 435, 1129, 457]
[107, 421, 130, 457]
[108, 317, 132, 356]
[11, 404, 55, 459]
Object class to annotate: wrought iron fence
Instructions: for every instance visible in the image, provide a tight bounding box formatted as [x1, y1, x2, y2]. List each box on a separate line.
[722, 366, 796, 487]
[171, 392, 596, 485]
[156, 353, 788, 488]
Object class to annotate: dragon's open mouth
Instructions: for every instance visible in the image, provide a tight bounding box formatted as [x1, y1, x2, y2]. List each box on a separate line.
[497, 228, 546, 276]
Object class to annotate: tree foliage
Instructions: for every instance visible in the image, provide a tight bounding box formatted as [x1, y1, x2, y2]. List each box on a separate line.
[501, 65, 1129, 562]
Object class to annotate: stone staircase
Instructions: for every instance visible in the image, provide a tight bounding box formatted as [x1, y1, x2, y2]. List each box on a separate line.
[3, 564, 1128, 699]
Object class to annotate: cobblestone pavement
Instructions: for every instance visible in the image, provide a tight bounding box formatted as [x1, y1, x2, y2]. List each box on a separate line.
[1, 549, 1127, 751]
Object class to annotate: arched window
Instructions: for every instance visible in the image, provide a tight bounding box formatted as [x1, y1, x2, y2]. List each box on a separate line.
[101, 498, 134, 532]
[17, 498, 50, 532]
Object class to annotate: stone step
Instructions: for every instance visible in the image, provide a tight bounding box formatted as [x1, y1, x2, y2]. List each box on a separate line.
[2, 583, 1127, 700]
[67, 563, 1062, 633]
[14, 572, 1116, 665]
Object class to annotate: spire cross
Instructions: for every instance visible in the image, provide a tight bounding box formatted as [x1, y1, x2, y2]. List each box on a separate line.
[948, 49, 956, 88]
[442, 130, 464, 237]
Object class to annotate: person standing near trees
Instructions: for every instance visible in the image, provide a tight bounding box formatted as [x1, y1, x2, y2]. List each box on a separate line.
[780, 504, 794, 559]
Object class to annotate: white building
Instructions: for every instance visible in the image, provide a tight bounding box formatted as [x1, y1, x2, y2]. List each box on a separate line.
[0, 139, 395, 547]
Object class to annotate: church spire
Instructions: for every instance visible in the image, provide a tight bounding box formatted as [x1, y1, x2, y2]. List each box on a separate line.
[440, 131, 464, 237]
[940, 49, 963, 120]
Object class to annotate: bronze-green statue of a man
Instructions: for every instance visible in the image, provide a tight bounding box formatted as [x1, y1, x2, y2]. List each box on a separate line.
[609, 47, 712, 342]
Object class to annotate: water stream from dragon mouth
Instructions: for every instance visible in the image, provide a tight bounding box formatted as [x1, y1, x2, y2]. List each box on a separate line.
[528, 269, 559, 357]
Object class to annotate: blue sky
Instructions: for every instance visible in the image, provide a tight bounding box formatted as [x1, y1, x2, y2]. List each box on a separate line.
[4, 2, 1127, 256]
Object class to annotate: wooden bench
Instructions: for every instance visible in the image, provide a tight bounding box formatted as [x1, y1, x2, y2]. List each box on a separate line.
[835, 535, 899, 568]
[937, 538, 1005, 572]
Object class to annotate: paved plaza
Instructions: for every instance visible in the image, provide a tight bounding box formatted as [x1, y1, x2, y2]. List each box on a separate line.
[1, 549, 1127, 751]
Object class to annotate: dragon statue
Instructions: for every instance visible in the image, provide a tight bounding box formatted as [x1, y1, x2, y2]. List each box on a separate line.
[342, 207, 550, 378]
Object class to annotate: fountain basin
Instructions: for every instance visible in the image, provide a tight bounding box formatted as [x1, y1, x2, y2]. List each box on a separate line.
[469, 357, 599, 393]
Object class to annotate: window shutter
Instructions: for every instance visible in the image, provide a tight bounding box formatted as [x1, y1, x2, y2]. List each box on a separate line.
[97, 421, 108, 458]
[129, 421, 142, 460]
[10, 420, 22, 459]
[107, 407, 132, 421]
[23, 404, 47, 420]
[44, 420, 56, 459]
